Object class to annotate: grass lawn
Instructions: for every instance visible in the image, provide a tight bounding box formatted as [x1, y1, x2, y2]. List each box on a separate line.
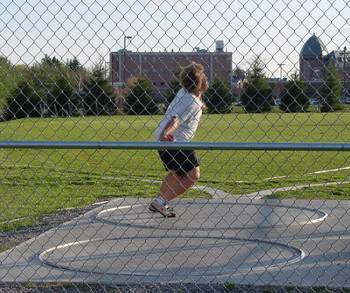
[0, 112, 350, 231]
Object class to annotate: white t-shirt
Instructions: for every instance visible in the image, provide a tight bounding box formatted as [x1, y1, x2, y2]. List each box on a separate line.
[155, 88, 203, 142]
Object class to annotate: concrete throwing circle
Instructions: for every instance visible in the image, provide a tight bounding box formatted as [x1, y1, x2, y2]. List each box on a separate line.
[95, 202, 327, 230]
[39, 236, 304, 277]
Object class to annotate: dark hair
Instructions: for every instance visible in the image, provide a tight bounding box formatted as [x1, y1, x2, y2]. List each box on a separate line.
[180, 62, 205, 95]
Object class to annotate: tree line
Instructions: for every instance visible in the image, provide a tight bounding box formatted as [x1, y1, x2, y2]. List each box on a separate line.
[0, 55, 344, 121]
[165, 57, 343, 114]
[0, 55, 118, 120]
[238, 57, 343, 113]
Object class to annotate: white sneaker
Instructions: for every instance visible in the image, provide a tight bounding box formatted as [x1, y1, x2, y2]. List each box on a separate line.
[149, 200, 176, 217]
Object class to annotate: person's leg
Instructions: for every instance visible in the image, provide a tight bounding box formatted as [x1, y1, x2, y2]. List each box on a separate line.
[150, 150, 200, 217]
[149, 167, 200, 217]
[160, 166, 200, 201]
[158, 170, 180, 201]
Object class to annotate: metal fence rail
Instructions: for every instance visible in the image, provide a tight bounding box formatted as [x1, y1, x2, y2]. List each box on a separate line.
[0, 140, 350, 151]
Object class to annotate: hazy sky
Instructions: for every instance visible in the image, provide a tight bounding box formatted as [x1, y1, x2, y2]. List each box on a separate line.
[0, 0, 349, 77]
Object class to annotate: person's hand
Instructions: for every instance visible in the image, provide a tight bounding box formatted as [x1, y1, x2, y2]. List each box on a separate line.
[171, 116, 179, 128]
[160, 133, 174, 141]
[159, 116, 178, 141]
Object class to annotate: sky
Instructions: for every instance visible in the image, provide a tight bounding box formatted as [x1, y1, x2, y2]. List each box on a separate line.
[0, 0, 349, 77]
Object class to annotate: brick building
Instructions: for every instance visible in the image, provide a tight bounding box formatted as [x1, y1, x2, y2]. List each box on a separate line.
[300, 34, 350, 99]
[110, 44, 232, 101]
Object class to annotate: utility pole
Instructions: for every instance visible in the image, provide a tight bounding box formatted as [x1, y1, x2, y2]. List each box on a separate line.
[277, 63, 285, 97]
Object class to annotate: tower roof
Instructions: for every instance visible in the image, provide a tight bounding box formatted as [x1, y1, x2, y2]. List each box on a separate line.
[301, 35, 328, 58]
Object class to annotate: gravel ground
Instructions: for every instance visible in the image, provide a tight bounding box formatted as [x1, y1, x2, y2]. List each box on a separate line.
[1, 205, 349, 293]
[0, 204, 99, 253]
[0, 283, 349, 293]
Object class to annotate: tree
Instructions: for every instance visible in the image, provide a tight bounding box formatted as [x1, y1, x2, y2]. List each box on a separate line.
[232, 67, 246, 81]
[124, 76, 158, 115]
[47, 75, 77, 116]
[320, 63, 342, 112]
[81, 63, 116, 116]
[30, 56, 62, 99]
[0, 57, 22, 111]
[41, 55, 62, 67]
[164, 76, 182, 106]
[240, 57, 273, 113]
[5, 80, 42, 120]
[66, 57, 81, 71]
[205, 77, 233, 113]
[279, 73, 309, 112]
[66, 56, 88, 99]
[28, 55, 80, 117]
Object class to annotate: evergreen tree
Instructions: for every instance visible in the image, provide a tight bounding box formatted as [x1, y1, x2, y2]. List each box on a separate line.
[205, 77, 233, 113]
[31, 56, 62, 99]
[67, 57, 81, 71]
[320, 63, 342, 112]
[47, 75, 77, 116]
[280, 73, 309, 112]
[240, 57, 273, 113]
[232, 67, 246, 81]
[0, 57, 22, 110]
[5, 80, 42, 120]
[82, 64, 116, 115]
[164, 77, 182, 106]
[28, 55, 80, 116]
[124, 76, 158, 115]
[41, 55, 62, 67]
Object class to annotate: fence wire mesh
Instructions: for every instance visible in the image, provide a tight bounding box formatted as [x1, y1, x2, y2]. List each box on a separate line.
[0, 0, 350, 292]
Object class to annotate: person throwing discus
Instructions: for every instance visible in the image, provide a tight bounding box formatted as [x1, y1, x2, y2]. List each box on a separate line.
[150, 62, 209, 217]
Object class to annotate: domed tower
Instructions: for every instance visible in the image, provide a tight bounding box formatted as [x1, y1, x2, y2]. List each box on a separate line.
[300, 34, 328, 81]
[301, 34, 328, 59]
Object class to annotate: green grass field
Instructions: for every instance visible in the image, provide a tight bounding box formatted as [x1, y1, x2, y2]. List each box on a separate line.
[0, 112, 350, 231]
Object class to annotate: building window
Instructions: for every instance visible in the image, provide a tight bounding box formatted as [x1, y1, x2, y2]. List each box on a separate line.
[313, 69, 322, 81]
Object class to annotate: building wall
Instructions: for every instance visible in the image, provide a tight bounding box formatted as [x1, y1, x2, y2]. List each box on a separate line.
[300, 57, 326, 81]
[300, 53, 350, 97]
[335, 60, 350, 96]
[110, 51, 232, 100]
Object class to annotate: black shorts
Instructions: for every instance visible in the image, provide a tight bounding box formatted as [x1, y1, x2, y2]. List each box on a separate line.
[158, 149, 199, 176]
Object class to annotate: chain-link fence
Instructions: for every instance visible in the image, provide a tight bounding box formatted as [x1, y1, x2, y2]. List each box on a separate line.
[0, 0, 350, 292]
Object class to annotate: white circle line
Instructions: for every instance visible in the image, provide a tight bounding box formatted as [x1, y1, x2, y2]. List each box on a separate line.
[38, 236, 305, 277]
[95, 203, 328, 229]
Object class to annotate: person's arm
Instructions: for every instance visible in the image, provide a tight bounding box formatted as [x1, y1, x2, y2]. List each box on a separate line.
[159, 116, 179, 141]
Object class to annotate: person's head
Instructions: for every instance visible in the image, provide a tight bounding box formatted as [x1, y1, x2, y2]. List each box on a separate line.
[180, 62, 208, 96]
